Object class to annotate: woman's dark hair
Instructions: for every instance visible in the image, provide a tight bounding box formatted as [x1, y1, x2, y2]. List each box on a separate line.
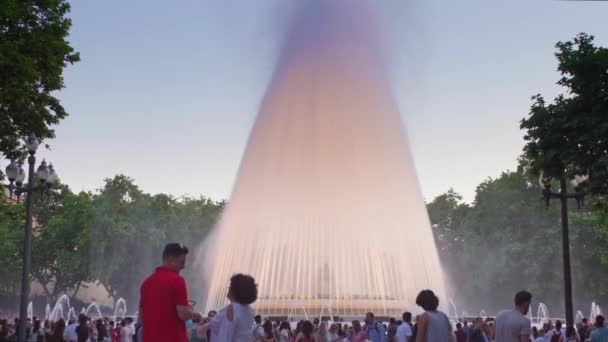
[263, 320, 273, 338]
[279, 321, 291, 331]
[302, 320, 314, 337]
[416, 289, 439, 311]
[53, 319, 66, 339]
[295, 320, 304, 335]
[96, 320, 106, 339]
[228, 273, 258, 305]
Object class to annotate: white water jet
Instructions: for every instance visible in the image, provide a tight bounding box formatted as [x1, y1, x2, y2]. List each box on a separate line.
[591, 302, 602, 319]
[447, 299, 460, 320]
[45, 304, 51, 321]
[536, 303, 550, 324]
[113, 298, 127, 320]
[27, 302, 33, 320]
[67, 308, 76, 321]
[201, 0, 446, 316]
[85, 302, 103, 319]
[576, 310, 585, 323]
[50, 294, 71, 322]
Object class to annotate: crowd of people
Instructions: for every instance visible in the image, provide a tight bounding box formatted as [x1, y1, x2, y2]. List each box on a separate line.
[3, 243, 608, 342]
[0, 315, 139, 342]
[2, 309, 607, 342]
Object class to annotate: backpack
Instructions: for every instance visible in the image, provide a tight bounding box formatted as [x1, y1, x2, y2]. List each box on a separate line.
[550, 331, 561, 342]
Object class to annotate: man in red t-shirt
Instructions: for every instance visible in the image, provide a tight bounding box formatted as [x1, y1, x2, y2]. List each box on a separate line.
[139, 243, 202, 342]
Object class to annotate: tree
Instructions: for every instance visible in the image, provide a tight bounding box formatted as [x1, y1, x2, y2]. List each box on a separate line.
[0, 0, 80, 163]
[88, 175, 146, 301]
[0, 199, 23, 301]
[89, 175, 223, 303]
[521, 33, 608, 197]
[31, 188, 93, 301]
[427, 189, 469, 257]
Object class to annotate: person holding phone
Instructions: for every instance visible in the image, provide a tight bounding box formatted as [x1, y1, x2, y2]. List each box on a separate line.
[139, 243, 202, 342]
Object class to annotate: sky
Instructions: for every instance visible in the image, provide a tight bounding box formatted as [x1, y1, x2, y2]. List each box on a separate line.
[11, 0, 607, 203]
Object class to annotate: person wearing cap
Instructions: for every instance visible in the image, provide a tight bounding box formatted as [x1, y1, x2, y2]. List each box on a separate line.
[139, 243, 202, 342]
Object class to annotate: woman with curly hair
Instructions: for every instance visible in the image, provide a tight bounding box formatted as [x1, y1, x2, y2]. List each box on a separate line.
[204, 273, 258, 341]
[414, 289, 453, 342]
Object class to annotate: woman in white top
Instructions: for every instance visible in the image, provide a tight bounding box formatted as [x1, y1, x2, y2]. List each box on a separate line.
[204, 273, 258, 342]
[414, 290, 453, 342]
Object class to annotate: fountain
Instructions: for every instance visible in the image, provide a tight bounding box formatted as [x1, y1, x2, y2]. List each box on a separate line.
[113, 298, 127, 320]
[536, 303, 550, 324]
[67, 307, 76, 321]
[447, 299, 460, 321]
[50, 294, 72, 321]
[45, 304, 51, 321]
[576, 310, 585, 323]
[32, 295, 134, 322]
[591, 302, 602, 319]
[85, 301, 103, 319]
[200, 0, 446, 316]
[27, 302, 33, 320]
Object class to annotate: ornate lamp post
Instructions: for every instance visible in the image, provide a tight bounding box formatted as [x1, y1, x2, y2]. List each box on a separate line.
[540, 173, 587, 328]
[4, 132, 58, 342]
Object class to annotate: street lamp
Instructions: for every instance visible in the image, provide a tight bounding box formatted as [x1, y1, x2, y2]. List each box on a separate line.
[3, 132, 58, 342]
[540, 172, 587, 328]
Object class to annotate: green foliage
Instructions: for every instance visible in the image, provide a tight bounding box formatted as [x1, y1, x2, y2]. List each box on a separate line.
[428, 169, 608, 314]
[521, 33, 608, 196]
[427, 189, 469, 258]
[31, 188, 94, 301]
[0, 199, 23, 297]
[0, 0, 80, 163]
[1, 174, 222, 306]
[88, 175, 222, 302]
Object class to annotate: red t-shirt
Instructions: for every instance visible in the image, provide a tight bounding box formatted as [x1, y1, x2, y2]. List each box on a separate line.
[140, 266, 189, 342]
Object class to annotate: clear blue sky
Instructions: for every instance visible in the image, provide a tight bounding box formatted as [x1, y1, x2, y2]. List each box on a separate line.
[20, 0, 607, 203]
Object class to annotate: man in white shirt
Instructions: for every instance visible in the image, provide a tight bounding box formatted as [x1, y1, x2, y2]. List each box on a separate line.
[396, 312, 413, 342]
[63, 319, 79, 342]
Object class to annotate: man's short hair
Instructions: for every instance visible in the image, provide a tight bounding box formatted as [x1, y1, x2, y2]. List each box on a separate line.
[162, 243, 189, 260]
[255, 315, 262, 324]
[402, 312, 412, 323]
[596, 315, 605, 327]
[514, 291, 532, 306]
